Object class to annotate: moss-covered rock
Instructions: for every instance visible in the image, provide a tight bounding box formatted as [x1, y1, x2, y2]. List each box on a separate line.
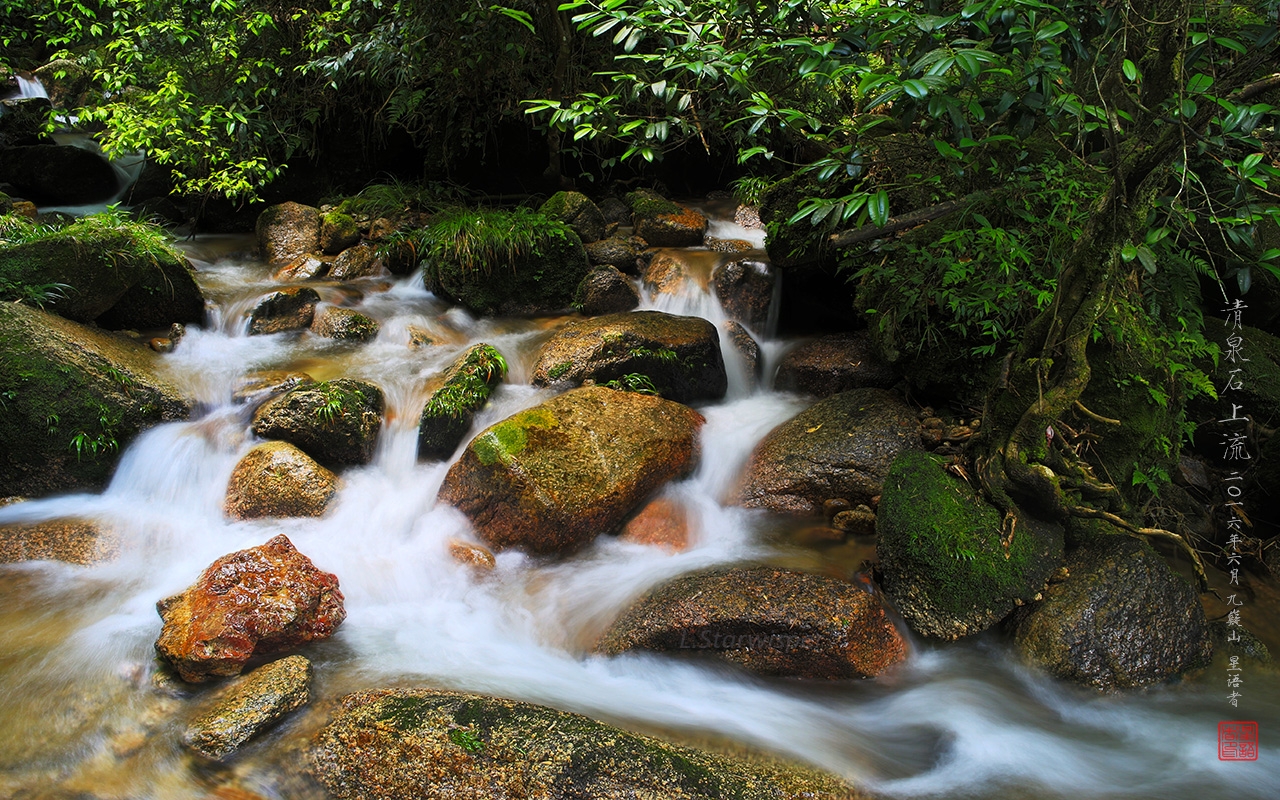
[417, 344, 507, 461]
[585, 233, 648, 273]
[539, 191, 606, 244]
[224, 441, 340, 520]
[421, 207, 591, 316]
[626, 189, 707, 247]
[597, 567, 907, 679]
[309, 688, 866, 800]
[0, 302, 191, 496]
[251, 379, 384, 467]
[310, 306, 379, 342]
[33, 59, 92, 108]
[319, 211, 360, 255]
[438, 386, 702, 555]
[573, 265, 640, 316]
[876, 451, 1065, 640]
[759, 172, 847, 271]
[531, 310, 727, 404]
[0, 217, 193, 324]
[736, 388, 920, 515]
[1011, 527, 1212, 690]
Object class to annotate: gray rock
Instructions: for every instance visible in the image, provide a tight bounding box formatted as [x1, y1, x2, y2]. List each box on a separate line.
[776, 332, 898, 397]
[252, 378, 384, 466]
[256, 202, 320, 264]
[311, 306, 379, 342]
[247, 287, 320, 335]
[712, 258, 776, 332]
[573, 266, 639, 316]
[183, 655, 312, 759]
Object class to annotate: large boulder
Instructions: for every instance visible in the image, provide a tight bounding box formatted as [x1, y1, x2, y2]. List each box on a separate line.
[422, 207, 591, 316]
[585, 233, 647, 273]
[0, 303, 191, 497]
[251, 379, 384, 467]
[626, 189, 707, 247]
[0, 517, 119, 564]
[573, 265, 639, 315]
[438, 386, 702, 555]
[247, 287, 320, 335]
[1012, 528, 1212, 690]
[223, 441, 340, 520]
[154, 534, 345, 682]
[0, 217, 198, 324]
[736, 388, 920, 515]
[597, 567, 907, 679]
[183, 655, 312, 759]
[531, 310, 727, 404]
[539, 191, 606, 243]
[310, 306, 379, 342]
[0, 144, 118, 205]
[256, 202, 321, 264]
[776, 332, 898, 397]
[417, 344, 507, 461]
[877, 451, 1065, 640]
[309, 689, 865, 800]
[711, 258, 776, 332]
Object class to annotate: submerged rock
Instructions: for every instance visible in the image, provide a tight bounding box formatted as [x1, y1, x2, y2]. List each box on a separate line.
[247, 287, 320, 335]
[539, 190, 606, 243]
[736, 388, 919, 515]
[1012, 529, 1211, 690]
[0, 303, 191, 497]
[597, 567, 906, 679]
[531, 310, 727, 404]
[573, 265, 639, 316]
[0, 517, 119, 564]
[877, 451, 1065, 640]
[711, 258, 776, 332]
[310, 306, 379, 342]
[627, 188, 707, 247]
[438, 386, 702, 555]
[154, 534, 345, 682]
[417, 344, 507, 461]
[224, 441, 339, 520]
[309, 688, 866, 800]
[256, 202, 320, 264]
[448, 539, 496, 572]
[776, 332, 897, 397]
[252, 378, 384, 466]
[183, 655, 313, 759]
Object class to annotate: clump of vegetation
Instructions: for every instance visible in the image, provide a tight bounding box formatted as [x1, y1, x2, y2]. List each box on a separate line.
[418, 344, 508, 461]
[336, 179, 464, 219]
[625, 189, 683, 219]
[314, 382, 367, 427]
[422, 206, 573, 275]
[730, 176, 773, 208]
[603, 373, 659, 395]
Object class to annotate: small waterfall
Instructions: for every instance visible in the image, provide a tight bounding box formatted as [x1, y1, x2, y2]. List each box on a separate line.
[15, 74, 49, 100]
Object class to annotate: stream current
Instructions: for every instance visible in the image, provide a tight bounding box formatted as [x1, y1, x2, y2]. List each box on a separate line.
[0, 210, 1277, 799]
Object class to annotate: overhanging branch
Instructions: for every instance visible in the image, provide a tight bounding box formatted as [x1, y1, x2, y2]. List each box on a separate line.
[827, 191, 986, 249]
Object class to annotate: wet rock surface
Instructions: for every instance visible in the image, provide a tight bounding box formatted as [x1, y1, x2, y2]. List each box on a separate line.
[232, 371, 315, 406]
[438, 386, 702, 555]
[776, 332, 898, 397]
[597, 567, 907, 679]
[531, 310, 727, 404]
[154, 534, 345, 682]
[539, 190, 606, 243]
[585, 233, 647, 272]
[310, 306, 380, 342]
[573, 265, 640, 315]
[736, 388, 920, 515]
[618, 496, 690, 552]
[96, 253, 206, 331]
[627, 189, 708, 247]
[877, 451, 1065, 640]
[1012, 530, 1212, 690]
[256, 202, 320, 264]
[252, 378, 384, 466]
[183, 655, 312, 759]
[712, 258, 776, 332]
[327, 241, 383, 280]
[223, 441, 339, 520]
[723, 320, 762, 383]
[247, 287, 320, 335]
[417, 344, 507, 461]
[0, 517, 119, 564]
[309, 688, 866, 800]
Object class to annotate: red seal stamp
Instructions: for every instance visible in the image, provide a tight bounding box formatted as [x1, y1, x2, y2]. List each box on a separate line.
[1218, 721, 1259, 761]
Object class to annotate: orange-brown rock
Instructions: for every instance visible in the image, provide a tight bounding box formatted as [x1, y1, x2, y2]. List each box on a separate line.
[438, 386, 702, 556]
[619, 497, 690, 552]
[597, 567, 907, 679]
[224, 441, 339, 520]
[154, 534, 345, 682]
[0, 517, 119, 564]
[448, 539, 496, 571]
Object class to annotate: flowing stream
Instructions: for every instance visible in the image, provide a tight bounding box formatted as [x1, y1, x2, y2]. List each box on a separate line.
[1, 211, 1278, 799]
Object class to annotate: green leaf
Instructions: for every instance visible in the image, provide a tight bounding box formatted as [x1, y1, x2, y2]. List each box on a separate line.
[1241, 153, 1264, 172]
[1214, 36, 1247, 53]
[1187, 73, 1213, 93]
[902, 79, 929, 99]
[1122, 59, 1138, 81]
[868, 190, 890, 227]
[1036, 21, 1069, 41]
[1121, 244, 1138, 262]
[1136, 245, 1157, 275]
[934, 140, 963, 159]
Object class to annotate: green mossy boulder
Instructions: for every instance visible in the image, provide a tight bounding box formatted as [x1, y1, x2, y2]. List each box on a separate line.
[251, 378, 384, 467]
[417, 343, 507, 461]
[437, 386, 702, 555]
[597, 567, 908, 679]
[539, 190, 606, 244]
[876, 451, 1065, 640]
[531, 310, 727, 404]
[736, 388, 920, 515]
[1011, 525, 1212, 690]
[421, 207, 590, 316]
[0, 302, 192, 497]
[626, 188, 707, 247]
[309, 688, 866, 800]
[319, 210, 360, 255]
[0, 218, 195, 324]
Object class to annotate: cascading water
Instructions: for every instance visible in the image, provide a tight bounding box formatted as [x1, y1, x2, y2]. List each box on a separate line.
[0, 211, 1277, 800]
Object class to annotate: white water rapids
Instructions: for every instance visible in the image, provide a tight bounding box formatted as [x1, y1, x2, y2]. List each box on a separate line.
[0, 217, 1277, 799]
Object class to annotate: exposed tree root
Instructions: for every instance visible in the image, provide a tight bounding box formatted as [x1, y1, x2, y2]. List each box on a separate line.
[1068, 505, 1210, 591]
[1073, 400, 1120, 426]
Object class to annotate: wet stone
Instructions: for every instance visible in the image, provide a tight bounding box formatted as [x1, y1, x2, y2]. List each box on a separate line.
[619, 497, 690, 552]
[310, 306, 380, 342]
[448, 539, 496, 572]
[183, 655, 312, 759]
[0, 517, 119, 565]
[247, 288, 320, 336]
[232, 371, 315, 406]
[224, 441, 339, 520]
